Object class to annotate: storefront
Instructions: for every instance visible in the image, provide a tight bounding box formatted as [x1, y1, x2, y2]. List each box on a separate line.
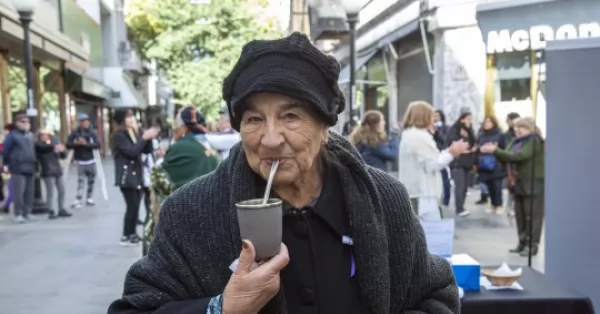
[334, 0, 431, 128]
[477, 0, 600, 133]
[0, 2, 89, 134]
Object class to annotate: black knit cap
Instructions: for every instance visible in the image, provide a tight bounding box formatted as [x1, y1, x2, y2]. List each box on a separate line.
[222, 32, 345, 131]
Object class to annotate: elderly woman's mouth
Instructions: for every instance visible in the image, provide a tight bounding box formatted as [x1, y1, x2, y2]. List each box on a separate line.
[264, 159, 285, 165]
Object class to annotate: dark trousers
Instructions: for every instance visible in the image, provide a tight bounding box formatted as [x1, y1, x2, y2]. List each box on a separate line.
[441, 169, 451, 206]
[120, 188, 142, 236]
[12, 174, 34, 217]
[142, 187, 151, 222]
[514, 194, 545, 247]
[484, 178, 503, 206]
[451, 168, 470, 213]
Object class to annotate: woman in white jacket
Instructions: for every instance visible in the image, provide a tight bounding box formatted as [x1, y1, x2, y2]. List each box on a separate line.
[398, 101, 470, 220]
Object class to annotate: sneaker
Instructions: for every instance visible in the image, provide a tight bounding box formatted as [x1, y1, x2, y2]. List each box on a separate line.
[72, 200, 82, 209]
[0, 206, 8, 214]
[48, 212, 58, 220]
[86, 199, 95, 206]
[495, 207, 505, 215]
[485, 208, 493, 214]
[120, 236, 130, 246]
[58, 209, 73, 218]
[13, 215, 25, 224]
[129, 234, 142, 245]
[457, 210, 471, 217]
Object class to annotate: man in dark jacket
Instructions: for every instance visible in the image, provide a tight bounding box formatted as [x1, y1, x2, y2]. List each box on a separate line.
[504, 112, 520, 144]
[66, 113, 101, 208]
[2, 114, 37, 223]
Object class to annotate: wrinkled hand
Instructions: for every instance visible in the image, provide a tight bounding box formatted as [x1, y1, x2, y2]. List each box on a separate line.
[142, 127, 159, 140]
[448, 140, 470, 157]
[480, 143, 498, 153]
[222, 241, 290, 314]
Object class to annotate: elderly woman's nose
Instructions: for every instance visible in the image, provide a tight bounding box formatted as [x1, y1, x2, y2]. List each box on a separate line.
[261, 125, 285, 148]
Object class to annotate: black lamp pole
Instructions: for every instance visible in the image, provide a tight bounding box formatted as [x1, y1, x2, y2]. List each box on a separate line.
[347, 12, 358, 125]
[19, 10, 49, 214]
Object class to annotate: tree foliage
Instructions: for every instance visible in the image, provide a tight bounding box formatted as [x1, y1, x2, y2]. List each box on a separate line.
[125, 0, 283, 119]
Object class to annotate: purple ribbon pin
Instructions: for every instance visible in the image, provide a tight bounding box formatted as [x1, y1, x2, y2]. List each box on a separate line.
[342, 235, 356, 278]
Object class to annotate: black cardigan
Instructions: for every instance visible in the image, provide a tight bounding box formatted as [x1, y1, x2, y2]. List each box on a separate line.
[108, 133, 459, 314]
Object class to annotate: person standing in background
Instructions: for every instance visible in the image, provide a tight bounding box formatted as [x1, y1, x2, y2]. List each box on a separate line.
[350, 110, 400, 171]
[36, 129, 72, 219]
[0, 124, 14, 214]
[447, 111, 477, 217]
[66, 113, 101, 208]
[205, 106, 240, 161]
[2, 115, 37, 223]
[112, 109, 159, 246]
[433, 110, 451, 206]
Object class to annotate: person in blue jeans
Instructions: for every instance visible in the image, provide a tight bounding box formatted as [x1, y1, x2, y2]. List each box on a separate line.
[350, 110, 399, 171]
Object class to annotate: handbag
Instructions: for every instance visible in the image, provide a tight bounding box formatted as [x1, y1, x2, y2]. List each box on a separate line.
[478, 153, 496, 171]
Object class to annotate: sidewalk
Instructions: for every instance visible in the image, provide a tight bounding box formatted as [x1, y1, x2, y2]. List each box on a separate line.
[0, 160, 140, 314]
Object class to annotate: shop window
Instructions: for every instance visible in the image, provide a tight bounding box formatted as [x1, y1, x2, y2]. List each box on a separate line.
[498, 78, 530, 102]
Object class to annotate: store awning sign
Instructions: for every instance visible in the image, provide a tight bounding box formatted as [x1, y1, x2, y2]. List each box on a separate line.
[486, 22, 600, 54]
[477, 0, 600, 54]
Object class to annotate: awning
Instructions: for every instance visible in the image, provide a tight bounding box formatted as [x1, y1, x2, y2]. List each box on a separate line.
[103, 68, 148, 110]
[338, 49, 380, 85]
[64, 70, 113, 100]
[376, 19, 419, 49]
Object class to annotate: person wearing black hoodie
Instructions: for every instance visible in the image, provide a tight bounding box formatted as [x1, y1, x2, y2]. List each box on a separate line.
[446, 111, 476, 216]
[66, 113, 101, 208]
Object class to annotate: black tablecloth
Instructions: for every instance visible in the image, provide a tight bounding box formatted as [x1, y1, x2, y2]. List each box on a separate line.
[461, 267, 595, 314]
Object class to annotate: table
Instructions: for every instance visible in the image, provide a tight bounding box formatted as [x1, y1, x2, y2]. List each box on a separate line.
[461, 267, 595, 314]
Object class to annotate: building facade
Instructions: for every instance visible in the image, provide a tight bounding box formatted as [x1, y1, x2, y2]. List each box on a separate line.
[329, 0, 600, 134]
[0, 0, 89, 141]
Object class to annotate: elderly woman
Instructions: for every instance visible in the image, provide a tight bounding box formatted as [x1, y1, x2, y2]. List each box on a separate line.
[350, 110, 399, 171]
[398, 101, 469, 221]
[481, 117, 544, 257]
[108, 33, 459, 314]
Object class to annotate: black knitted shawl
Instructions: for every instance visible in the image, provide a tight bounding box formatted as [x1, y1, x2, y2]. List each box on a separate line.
[120, 132, 459, 314]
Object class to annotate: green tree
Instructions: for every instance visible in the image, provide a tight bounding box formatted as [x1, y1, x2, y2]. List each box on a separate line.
[126, 0, 282, 119]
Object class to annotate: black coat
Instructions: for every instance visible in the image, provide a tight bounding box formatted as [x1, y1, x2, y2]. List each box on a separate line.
[66, 127, 101, 162]
[107, 133, 459, 314]
[112, 129, 153, 189]
[446, 123, 477, 169]
[35, 141, 67, 177]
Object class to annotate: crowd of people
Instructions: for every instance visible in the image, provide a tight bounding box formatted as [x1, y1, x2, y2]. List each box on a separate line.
[0, 113, 102, 222]
[350, 103, 545, 257]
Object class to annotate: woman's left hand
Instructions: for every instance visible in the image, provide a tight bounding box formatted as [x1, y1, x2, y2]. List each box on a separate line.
[480, 143, 497, 153]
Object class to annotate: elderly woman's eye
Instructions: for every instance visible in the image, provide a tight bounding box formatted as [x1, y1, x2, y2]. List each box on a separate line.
[282, 113, 299, 121]
[246, 116, 263, 124]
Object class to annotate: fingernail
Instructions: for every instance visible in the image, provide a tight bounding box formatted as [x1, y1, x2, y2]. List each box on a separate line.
[242, 240, 249, 250]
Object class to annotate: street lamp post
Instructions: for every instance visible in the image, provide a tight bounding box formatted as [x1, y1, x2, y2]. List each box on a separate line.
[339, 0, 369, 125]
[11, 0, 49, 214]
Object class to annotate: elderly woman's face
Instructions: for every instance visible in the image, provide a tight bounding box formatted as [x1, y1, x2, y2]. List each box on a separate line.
[240, 93, 329, 184]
